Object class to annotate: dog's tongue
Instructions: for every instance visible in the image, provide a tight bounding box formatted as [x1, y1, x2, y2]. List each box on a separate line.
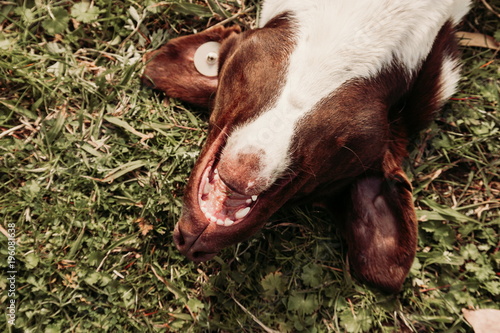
[199, 166, 258, 226]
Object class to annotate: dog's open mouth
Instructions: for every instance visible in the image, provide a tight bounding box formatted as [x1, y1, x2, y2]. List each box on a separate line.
[198, 161, 259, 227]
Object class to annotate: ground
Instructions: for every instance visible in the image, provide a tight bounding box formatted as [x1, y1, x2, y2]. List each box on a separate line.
[0, 1, 498, 332]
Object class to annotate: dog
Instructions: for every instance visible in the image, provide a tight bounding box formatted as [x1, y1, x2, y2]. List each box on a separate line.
[142, 0, 471, 293]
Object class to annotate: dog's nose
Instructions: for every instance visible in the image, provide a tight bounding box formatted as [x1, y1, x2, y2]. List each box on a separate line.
[173, 223, 217, 262]
[172, 223, 195, 254]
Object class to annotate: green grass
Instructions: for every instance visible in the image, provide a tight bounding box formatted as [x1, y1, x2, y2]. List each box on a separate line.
[0, 1, 498, 332]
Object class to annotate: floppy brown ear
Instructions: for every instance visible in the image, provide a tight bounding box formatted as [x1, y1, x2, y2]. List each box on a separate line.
[341, 165, 418, 293]
[142, 25, 241, 108]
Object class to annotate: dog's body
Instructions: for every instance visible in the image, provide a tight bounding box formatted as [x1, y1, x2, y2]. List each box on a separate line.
[143, 0, 470, 293]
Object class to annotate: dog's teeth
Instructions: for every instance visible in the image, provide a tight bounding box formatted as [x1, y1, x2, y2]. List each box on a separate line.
[213, 170, 220, 182]
[214, 168, 219, 174]
[224, 218, 234, 226]
[246, 199, 252, 204]
[204, 211, 215, 222]
[201, 206, 207, 214]
[216, 219, 224, 226]
[252, 195, 258, 201]
[235, 207, 250, 219]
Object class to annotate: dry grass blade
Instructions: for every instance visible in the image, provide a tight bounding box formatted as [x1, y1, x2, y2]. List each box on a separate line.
[457, 31, 500, 50]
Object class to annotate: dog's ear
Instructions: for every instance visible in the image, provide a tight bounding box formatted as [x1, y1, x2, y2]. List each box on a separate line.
[142, 25, 241, 108]
[341, 164, 418, 293]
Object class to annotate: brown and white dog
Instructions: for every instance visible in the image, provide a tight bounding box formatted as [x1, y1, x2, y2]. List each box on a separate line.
[142, 0, 470, 293]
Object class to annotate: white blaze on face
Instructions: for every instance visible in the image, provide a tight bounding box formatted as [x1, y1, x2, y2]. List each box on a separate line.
[220, 0, 471, 193]
[221, 104, 296, 191]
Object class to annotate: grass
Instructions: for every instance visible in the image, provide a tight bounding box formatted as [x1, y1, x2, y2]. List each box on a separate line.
[0, 1, 498, 332]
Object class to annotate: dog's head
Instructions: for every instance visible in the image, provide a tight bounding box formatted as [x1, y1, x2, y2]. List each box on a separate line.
[143, 3, 467, 292]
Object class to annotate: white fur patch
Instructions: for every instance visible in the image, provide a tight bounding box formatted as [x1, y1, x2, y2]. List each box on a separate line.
[222, 0, 471, 191]
[439, 56, 462, 103]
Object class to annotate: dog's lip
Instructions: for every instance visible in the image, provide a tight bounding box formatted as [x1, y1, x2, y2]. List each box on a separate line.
[194, 166, 296, 232]
[197, 157, 261, 227]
